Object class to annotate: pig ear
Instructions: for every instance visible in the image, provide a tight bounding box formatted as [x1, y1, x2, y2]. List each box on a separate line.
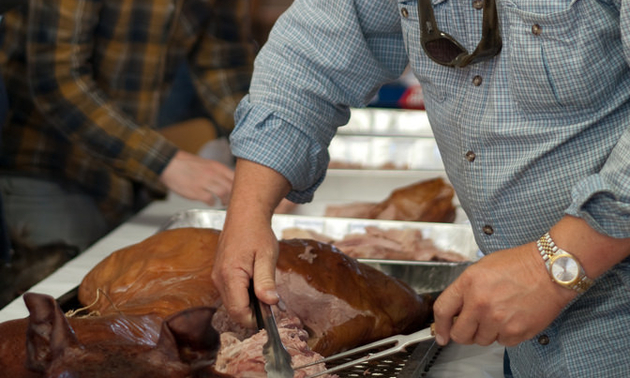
[23, 292, 81, 372]
[156, 307, 220, 368]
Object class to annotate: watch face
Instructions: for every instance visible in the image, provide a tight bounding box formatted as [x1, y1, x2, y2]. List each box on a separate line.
[550, 255, 579, 284]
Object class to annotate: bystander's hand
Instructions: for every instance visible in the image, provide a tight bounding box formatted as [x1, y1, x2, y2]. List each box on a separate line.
[160, 150, 234, 207]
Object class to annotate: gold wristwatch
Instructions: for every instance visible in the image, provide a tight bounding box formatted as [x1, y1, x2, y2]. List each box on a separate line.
[536, 232, 594, 293]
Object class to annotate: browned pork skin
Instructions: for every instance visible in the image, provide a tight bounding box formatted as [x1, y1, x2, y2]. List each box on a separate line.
[0, 293, 227, 378]
[78, 228, 431, 357]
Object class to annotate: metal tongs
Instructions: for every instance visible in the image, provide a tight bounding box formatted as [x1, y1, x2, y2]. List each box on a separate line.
[248, 280, 295, 378]
[295, 324, 437, 378]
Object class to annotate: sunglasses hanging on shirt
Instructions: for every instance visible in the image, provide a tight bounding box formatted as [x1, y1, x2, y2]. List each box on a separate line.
[419, 0, 502, 67]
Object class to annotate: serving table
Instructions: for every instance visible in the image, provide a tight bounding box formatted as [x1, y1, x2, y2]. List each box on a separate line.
[0, 193, 504, 378]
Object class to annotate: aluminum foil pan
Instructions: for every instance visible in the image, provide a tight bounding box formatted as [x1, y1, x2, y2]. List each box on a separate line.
[160, 210, 480, 294]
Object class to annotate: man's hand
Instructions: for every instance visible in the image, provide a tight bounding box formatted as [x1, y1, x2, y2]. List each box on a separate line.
[160, 150, 234, 207]
[433, 215, 630, 347]
[211, 159, 292, 327]
[213, 215, 280, 328]
[432, 242, 576, 347]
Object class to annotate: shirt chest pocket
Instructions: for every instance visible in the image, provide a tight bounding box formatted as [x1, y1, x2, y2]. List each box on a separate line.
[502, 0, 624, 119]
[397, 0, 467, 102]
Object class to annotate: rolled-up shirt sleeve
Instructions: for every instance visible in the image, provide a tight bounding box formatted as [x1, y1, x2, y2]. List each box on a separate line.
[564, 0, 630, 239]
[229, 0, 408, 203]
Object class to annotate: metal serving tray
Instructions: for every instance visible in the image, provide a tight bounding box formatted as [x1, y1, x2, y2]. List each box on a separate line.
[330, 108, 442, 171]
[341, 108, 434, 137]
[160, 210, 480, 294]
[328, 135, 444, 171]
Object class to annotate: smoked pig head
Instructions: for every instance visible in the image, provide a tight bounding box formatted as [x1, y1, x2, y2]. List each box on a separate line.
[0, 292, 226, 378]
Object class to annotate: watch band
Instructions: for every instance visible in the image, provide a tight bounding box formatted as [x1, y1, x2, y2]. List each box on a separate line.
[537, 232, 594, 293]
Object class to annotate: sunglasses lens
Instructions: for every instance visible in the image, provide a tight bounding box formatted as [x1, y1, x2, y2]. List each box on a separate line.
[424, 38, 466, 65]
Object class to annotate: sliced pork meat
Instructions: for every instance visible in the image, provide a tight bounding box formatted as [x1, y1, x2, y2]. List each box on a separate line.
[334, 226, 468, 262]
[282, 226, 468, 262]
[324, 202, 375, 219]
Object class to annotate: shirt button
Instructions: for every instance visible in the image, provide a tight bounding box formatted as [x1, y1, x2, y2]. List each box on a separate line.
[482, 225, 494, 235]
[538, 334, 550, 345]
[472, 75, 483, 86]
[465, 151, 476, 162]
[401, 8, 409, 18]
[532, 24, 542, 35]
[472, 0, 483, 10]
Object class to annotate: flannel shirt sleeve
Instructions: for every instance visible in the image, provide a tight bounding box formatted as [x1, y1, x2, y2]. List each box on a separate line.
[25, 0, 177, 192]
[186, 0, 256, 135]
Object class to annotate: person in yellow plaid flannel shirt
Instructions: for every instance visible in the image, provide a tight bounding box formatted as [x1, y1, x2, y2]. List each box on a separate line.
[0, 0, 255, 251]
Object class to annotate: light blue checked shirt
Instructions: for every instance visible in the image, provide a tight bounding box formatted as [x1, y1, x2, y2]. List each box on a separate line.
[230, 1, 630, 376]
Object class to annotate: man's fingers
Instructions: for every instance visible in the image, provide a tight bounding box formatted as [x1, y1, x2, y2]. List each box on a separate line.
[202, 187, 223, 207]
[449, 314, 478, 345]
[252, 252, 279, 305]
[472, 324, 499, 346]
[432, 286, 463, 345]
[203, 172, 233, 206]
[211, 238, 257, 328]
[220, 270, 257, 328]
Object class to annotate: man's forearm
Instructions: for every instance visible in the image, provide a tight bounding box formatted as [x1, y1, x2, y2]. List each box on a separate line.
[225, 158, 292, 224]
[549, 215, 630, 279]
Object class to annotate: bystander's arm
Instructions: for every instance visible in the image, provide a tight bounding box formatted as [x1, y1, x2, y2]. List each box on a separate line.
[25, 1, 176, 192]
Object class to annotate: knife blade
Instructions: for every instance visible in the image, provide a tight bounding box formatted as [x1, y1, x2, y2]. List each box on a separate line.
[248, 280, 295, 378]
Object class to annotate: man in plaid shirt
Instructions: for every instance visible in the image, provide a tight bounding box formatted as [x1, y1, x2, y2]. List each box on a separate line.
[0, 0, 255, 251]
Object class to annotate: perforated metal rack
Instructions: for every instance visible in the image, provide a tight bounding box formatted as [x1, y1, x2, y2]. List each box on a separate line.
[326, 339, 443, 378]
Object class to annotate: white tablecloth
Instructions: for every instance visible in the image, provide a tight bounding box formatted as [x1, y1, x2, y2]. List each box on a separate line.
[0, 193, 504, 378]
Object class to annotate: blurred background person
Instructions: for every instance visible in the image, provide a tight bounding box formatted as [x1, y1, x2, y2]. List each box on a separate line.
[0, 0, 255, 252]
[0, 1, 21, 264]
